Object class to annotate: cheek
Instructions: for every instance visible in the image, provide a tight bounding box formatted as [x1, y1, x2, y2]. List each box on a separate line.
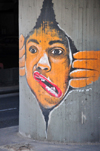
[25, 53, 38, 72]
[51, 66, 69, 84]
[50, 57, 69, 74]
[49, 59, 70, 89]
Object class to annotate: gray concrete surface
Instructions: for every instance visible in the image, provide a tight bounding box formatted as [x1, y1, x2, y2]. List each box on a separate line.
[0, 126, 100, 151]
[19, 0, 100, 143]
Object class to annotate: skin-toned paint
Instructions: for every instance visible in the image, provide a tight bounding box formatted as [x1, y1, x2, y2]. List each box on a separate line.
[19, 0, 100, 129]
[25, 24, 71, 108]
[19, 35, 100, 90]
[69, 51, 100, 88]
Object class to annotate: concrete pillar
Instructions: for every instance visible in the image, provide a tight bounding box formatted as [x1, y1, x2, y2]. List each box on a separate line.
[19, 0, 100, 143]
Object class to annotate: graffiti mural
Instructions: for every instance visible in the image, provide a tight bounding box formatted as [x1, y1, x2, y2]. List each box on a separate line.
[19, 0, 100, 131]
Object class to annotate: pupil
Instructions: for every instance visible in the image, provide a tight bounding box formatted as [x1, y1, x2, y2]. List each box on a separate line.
[54, 49, 59, 54]
[29, 47, 36, 53]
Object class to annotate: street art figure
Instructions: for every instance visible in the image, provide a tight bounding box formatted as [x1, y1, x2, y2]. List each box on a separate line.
[19, 0, 100, 131]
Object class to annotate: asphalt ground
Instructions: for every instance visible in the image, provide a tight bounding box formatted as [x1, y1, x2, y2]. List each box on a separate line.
[0, 85, 19, 128]
[0, 126, 100, 151]
[0, 92, 19, 128]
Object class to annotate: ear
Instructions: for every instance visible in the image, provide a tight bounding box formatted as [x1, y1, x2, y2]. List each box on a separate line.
[19, 34, 25, 76]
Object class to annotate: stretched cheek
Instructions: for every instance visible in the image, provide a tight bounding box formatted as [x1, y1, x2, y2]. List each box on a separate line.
[26, 54, 37, 72]
[52, 62, 70, 92]
[51, 59, 69, 77]
[26, 59, 32, 76]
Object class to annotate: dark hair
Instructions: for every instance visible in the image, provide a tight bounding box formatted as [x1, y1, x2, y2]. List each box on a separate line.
[25, 0, 77, 56]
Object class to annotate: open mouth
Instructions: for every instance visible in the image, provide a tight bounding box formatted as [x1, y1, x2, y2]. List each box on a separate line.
[33, 71, 62, 98]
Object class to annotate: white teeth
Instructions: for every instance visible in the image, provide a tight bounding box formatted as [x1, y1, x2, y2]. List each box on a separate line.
[46, 86, 58, 97]
[41, 79, 45, 82]
[47, 77, 51, 82]
[51, 87, 56, 91]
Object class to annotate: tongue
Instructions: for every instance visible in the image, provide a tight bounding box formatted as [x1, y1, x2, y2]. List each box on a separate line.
[33, 71, 62, 98]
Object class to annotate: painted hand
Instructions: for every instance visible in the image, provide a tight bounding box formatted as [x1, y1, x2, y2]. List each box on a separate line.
[69, 51, 100, 88]
[19, 34, 25, 76]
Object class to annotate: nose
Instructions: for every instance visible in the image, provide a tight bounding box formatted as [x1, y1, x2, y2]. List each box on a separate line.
[37, 53, 51, 71]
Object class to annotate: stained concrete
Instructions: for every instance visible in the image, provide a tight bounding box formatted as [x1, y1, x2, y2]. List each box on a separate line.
[0, 126, 100, 151]
[19, 0, 100, 142]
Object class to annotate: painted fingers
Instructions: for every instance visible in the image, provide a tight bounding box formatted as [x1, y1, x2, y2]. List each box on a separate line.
[70, 51, 100, 88]
[19, 34, 25, 76]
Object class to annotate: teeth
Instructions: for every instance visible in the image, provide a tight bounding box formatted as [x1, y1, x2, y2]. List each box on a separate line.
[47, 77, 51, 82]
[51, 87, 56, 91]
[46, 86, 58, 97]
[41, 79, 45, 82]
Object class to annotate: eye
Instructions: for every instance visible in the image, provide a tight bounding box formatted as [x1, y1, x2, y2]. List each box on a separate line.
[29, 46, 37, 53]
[51, 48, 63, 55]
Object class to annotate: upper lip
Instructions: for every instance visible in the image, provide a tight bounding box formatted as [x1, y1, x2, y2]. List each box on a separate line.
[35, 74, 50, 82]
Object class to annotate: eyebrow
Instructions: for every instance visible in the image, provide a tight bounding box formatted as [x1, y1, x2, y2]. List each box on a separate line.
[49, 40, 65, 45]
[28, 39, 39, 44]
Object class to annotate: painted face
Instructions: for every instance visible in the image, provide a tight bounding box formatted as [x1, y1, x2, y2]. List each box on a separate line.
[25, 24, 71, 109]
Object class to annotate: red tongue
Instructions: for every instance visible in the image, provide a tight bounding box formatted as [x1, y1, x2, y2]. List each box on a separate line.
[33, 71, 62, 98]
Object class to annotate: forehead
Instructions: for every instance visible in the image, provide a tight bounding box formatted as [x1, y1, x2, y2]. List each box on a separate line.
[26, 22, 68, 44]
[27, 26, 62, 42]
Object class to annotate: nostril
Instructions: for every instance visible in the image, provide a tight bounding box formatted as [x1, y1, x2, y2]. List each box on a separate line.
[37, 67, 41, 70]
[44, 68, 48, 71]
[37, 66, 48, 71]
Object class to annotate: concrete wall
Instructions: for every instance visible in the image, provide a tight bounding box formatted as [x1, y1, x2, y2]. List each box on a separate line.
[19, 0, 100, 143]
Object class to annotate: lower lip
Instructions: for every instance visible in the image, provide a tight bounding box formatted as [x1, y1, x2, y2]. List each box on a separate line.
[33, 71, 62, 98]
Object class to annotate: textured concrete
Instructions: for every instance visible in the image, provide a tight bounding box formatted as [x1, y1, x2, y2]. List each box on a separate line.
[19, 0, 100, 142]
[0, 126, 100, 151]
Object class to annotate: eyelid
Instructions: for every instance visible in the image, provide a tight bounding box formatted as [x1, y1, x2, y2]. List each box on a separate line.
[29, 45, 37, 50]
[49, 43, 67, 49]
[29, 46, 37, 53]
[27, 42, 39, 48]
[27, 42, 40, 50]
[48, 47, 64, 56]
[52, 48, 63, 52]
[50, 47, 64, 52]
